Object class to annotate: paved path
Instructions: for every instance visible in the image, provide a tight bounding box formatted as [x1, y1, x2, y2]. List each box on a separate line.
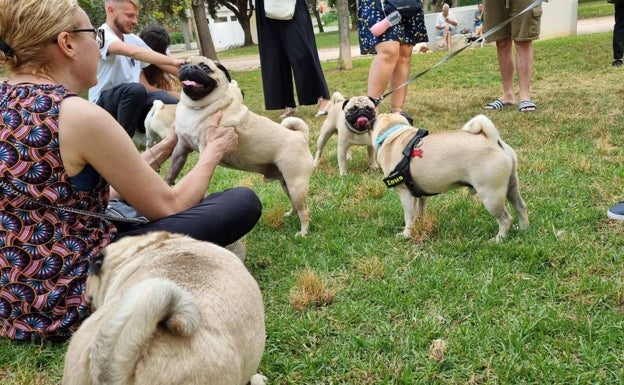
[172, 16, 614, 71]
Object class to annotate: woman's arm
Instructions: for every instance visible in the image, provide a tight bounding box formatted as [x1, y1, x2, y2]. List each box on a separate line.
[58, 97, 236, 220]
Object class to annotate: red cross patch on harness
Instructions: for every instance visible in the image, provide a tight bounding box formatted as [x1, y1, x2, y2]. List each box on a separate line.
[411, 148, 423, 158]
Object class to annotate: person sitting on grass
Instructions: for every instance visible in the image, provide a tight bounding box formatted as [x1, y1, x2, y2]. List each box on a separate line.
[0, 0, 262, 342]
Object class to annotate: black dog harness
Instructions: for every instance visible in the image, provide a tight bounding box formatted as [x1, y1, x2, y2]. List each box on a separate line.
[380, 127, 438, 198]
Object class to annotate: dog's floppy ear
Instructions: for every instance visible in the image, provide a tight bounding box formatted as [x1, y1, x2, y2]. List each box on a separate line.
[368, 96, 379, 106]
[89, 251, 105, 275]
[215, 61, 232, 83]
[342, 99, 350, 110]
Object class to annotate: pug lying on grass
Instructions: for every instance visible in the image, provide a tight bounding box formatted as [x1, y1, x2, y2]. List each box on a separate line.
[62, 231, 266, 385]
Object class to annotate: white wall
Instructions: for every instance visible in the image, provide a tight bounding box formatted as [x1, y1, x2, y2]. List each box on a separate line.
[542, 0, 578, 39]
[208, 10, 245, 51]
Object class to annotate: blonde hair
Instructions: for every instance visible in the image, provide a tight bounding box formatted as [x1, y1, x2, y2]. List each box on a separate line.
[105, 0, 141, 10]
[0, 0, 79, 75]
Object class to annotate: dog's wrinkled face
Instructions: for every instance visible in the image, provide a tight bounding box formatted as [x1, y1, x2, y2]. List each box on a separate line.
[343, 96, 377, 133]
[179, 56, 232, 101]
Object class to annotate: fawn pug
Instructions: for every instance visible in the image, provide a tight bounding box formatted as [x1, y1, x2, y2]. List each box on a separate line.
[372, 113, 528, 241]
[62, 232, 266, 385]
[314, 92, 377, 176]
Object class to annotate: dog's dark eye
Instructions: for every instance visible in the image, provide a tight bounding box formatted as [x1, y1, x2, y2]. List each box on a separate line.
[200, 63, 211, 72]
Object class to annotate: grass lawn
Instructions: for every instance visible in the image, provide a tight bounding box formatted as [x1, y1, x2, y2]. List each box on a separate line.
[578, 0, 615, 19]
[1, 3, 623, 385]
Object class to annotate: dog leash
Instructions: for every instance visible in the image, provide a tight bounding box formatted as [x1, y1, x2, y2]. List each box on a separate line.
[373, 0, 547, 106]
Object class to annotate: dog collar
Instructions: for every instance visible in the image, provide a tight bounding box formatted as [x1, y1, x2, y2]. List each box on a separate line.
[376, 124, 408, 152]
[345, 120, 370, 134]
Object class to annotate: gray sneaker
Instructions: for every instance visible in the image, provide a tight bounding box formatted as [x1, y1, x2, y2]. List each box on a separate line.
[607, 201, 624, 221]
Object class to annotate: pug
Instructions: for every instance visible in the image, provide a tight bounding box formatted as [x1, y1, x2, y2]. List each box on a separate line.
[62, 232, 267, 385]
[144, 99, 176, 148]
[372, 113, 529, 241]
[167, 56, 315, 236]
[313, 92, 377, 176]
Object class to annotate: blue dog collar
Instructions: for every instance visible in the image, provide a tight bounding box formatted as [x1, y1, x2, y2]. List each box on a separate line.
[376, 124, 408, 152]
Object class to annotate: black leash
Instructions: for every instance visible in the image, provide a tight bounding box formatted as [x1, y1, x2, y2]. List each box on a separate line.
[372, 0, 547, 106]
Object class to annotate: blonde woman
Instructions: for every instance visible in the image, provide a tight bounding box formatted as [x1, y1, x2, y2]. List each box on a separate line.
[0, 0, 261, 342]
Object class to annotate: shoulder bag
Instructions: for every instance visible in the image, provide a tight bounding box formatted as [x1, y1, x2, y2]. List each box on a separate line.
[265, 0, 297, 20]
[381, 0, 423, 18]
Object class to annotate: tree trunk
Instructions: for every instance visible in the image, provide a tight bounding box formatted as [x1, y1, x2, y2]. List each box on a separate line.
[314, 8, 324, 34]
[336, 0, 352, 70]
[191, 0, 218, 59]
[239, 15, 254, 46]
[350, 0, 358, 30]
[180, 14, 192, 50]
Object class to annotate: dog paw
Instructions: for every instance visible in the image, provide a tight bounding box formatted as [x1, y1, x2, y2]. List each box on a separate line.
[250, 374, 268, 385]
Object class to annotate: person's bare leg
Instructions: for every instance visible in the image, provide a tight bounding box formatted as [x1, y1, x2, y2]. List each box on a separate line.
[514, 40, 533, 103]
[390, 44, 414, 113]
[495, 38, 515, 104]
[445, 27, 452, 50]
[367, 40, 400, 102]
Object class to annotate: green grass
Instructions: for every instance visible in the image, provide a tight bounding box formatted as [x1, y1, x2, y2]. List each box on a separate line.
[2, 4, 624, 385]
[578, 0, 614, 19]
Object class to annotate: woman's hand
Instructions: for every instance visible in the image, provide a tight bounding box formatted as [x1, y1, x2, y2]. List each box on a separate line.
[202, 111, 238, 158]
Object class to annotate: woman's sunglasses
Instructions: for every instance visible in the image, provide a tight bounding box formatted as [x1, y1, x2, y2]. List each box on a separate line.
[54, 28, 105, 49]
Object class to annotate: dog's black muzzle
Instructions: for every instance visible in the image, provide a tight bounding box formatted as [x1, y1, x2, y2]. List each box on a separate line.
[345, 107, 376, 133]
[179, 63, 218, 101]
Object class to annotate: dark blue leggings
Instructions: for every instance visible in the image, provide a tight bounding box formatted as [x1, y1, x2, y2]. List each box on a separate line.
[113, 187, 262, 246]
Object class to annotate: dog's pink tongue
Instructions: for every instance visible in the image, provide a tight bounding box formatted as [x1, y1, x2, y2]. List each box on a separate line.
[181, 80, 200, 87]
[356, 116, 369, 128]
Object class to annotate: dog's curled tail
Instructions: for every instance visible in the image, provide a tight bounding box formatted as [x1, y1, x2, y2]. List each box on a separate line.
[330, 91, 345, 104]
[89, 278, 200, 385]
[281, 116, 310, 142]
[144, 100, 166, 148]
[461, 114, 501, 141]
[462, 113, 517, 159]
[144, 100, 165, 129]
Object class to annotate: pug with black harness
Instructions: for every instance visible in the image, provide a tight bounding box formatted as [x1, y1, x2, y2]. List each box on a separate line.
[372, 113, 529, 242]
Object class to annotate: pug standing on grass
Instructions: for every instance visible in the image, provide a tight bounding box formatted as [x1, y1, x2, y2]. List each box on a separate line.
[314, 92, 378, 176]
[166, 56, 314, 236]
[372, 113, 529, 241]
[62, 232, 266, 385]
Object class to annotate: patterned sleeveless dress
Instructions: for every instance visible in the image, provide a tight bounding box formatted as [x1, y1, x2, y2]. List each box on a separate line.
[0, 82, 115, 342]
[357, 0, 429, 55]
